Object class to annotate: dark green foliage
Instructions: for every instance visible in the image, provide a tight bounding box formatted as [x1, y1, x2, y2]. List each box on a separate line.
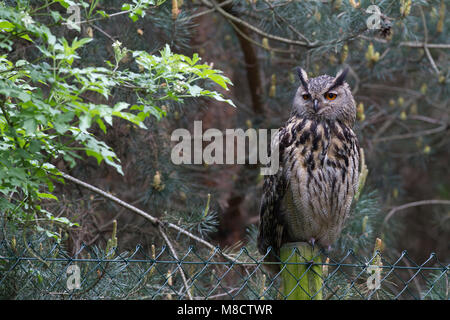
[0, 0, 234, 241]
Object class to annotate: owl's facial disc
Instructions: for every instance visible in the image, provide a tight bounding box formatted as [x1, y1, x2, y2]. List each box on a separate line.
[301, 88, 338, 114]
[293, 67, 355, 125]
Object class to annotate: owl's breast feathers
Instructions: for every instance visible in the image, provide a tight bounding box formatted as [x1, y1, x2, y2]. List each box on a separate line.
[257, 116, 360, 258]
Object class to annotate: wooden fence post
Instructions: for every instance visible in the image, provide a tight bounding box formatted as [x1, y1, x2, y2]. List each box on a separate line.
[280, 242, 323, 300]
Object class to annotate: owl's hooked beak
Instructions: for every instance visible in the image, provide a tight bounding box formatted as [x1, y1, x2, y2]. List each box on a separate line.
[313, 99, 319, 112]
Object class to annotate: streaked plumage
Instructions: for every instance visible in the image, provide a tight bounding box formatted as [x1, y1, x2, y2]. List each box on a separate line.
[257, 68, 360, 270]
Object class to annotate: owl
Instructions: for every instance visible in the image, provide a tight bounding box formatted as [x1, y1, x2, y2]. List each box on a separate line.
[257, 67, 360, 271]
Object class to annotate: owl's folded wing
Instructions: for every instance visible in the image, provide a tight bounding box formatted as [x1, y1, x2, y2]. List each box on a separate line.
[257, 127, 291, 256]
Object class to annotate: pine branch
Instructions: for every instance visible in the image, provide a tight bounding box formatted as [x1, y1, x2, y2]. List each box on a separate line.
[55, 171, 239, 262]
[199, 0, 315, 48]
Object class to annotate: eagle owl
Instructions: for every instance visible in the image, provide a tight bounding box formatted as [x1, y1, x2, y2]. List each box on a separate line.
[257, 68, 360, 269]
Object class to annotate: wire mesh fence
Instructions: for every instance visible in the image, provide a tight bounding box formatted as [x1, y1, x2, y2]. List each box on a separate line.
[0, 240, 448, 300]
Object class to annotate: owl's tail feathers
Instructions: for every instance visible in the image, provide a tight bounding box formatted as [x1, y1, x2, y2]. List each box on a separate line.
[259, 247, 282, 276]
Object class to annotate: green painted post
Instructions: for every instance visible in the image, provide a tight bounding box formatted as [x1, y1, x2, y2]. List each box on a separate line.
[280, 242, 323, 300]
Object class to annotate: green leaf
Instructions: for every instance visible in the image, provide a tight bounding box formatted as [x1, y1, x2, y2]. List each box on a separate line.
[55, 0, 77, 8]
[37, 192, 59, 201]
[187, 84, 202, 97]
[0, 20, 14, 32]
[79, 113, 92, 131]
[23, 118, 37, 134]
[53, 112, 74, 134]
[20, 34, 33, 42]
[113, 102, 130, 112]
[96, 118, 107, 133]
[36, 226, 60, 240]
[96, 10, 109, 18]
[208, 73, 231, 90]
[0, 87, 31, 102]
[130, 13, 139, 22]
[72, 37, 93, 50]
[50, 11, 62, 23]
[122, 3, 132, 10]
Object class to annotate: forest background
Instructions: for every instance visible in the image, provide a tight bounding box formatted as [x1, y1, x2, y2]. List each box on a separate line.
[0, 0, 448, 299]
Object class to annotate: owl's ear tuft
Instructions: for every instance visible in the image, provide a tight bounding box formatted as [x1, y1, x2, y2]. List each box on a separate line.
[296, 67, 309, 91]
[330, 67, 349, 90]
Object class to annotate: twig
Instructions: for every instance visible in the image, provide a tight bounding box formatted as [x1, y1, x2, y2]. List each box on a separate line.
[361, 84, 422, 97]
[424, 46, 440, 75]
[228, 20, 294, 54]
[382, 200, 450, 229]
[324, 285, 341, 300]
[420, 8, 440, 75]
[408, 115, 447, 126]
[62, 10, 132, 27]
[359, 36, 450, 49]
[56, 171, 238, 262]
[372, 124, 447, 143]
[262, 0, 312, 44]
[369, 96, 421, 141]
[400, 42, 450, 49]
[178, 0, 234, 22]
[390, 248, 423, 298]
[347, 65, 360, 95]
[158, 225, 193, 300]
[22, 231, 50, 268]
[91, 24, 116, 42]
[200, 0, 314, 48]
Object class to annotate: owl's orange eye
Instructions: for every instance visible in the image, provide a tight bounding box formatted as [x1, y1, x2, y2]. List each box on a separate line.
[325, 92, 337, 100]
[302, 94, 311, 100]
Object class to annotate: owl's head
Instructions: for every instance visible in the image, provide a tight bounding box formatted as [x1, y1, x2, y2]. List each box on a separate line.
[292, 67, 356, 125]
